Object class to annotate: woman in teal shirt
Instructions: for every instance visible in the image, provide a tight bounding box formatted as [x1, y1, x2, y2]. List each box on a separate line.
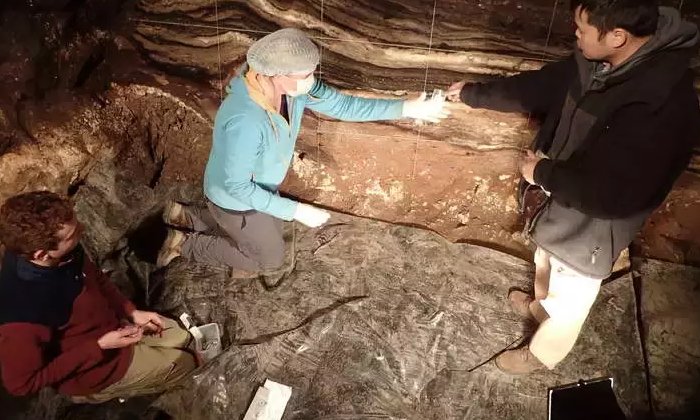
[157, 28, 449, 274]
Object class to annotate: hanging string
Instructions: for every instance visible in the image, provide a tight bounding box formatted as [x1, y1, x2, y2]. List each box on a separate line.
[316, 0, 325, 163]
[409, 0, 440, 189]
[213, 0, 223, 102]
[521, 0, 560, 155]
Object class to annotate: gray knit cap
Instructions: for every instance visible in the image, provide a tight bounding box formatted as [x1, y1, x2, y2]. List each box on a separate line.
[247, 28, 320, 76]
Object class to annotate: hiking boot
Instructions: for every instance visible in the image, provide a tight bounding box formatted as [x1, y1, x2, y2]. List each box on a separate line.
[163, 201, 192, 229]
[157, 230, 187, 268]
[495, 346, 545, 375]
[508, 289, 535, 320]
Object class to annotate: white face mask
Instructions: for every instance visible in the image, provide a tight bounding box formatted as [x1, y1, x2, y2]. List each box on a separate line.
[287, 74, 315, 97]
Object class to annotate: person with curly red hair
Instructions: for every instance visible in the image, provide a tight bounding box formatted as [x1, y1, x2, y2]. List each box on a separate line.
[0, 191, 196, 403]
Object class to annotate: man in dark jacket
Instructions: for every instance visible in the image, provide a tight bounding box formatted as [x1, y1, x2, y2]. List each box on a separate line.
[0, 191, 196, 402]
[447, 0, 700, 374]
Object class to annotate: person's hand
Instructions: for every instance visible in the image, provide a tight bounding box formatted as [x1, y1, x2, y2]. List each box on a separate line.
[130, 310, 164, 334]
[294, 203, 330, 228]
[446, 80, 466, 102]
[519, 150, 544, 185]
[402, 92, 451, 123]
[97, 325, 143, 349]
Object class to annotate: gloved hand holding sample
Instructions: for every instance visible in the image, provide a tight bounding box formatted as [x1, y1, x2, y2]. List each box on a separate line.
[402, 90, 451, 123]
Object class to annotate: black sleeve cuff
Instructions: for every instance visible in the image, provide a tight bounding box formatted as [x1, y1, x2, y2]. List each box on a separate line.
[533, 158, 555, 190]
[459, 83, 480, 107]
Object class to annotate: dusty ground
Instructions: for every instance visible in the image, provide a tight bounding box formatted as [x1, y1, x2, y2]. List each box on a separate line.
[1, 211, 650, 420]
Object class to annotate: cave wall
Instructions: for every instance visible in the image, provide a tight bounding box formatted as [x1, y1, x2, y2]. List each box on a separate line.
[1, 0, 699, 264]
[128, 0, 700, 264]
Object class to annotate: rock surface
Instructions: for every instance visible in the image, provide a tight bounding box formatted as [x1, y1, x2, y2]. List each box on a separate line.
[145, 213, 648, 420]
[118, 0, 700, 264]
[637, 258, 700, 419]
[2, 207, 657, 420]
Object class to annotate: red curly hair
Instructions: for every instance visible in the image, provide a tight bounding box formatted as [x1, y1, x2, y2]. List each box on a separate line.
[0, 191, 75, 257]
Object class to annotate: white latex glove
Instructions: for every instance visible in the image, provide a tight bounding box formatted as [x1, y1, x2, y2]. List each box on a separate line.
[402, 92, 451, 123]
[293, 203, 331, 228]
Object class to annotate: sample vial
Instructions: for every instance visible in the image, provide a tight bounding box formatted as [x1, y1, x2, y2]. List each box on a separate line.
[430, 88, 446, 103]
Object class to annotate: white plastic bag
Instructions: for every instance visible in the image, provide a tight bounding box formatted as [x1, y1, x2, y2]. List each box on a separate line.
[179, 313, 222, 363]
[243, 379, 293, 420]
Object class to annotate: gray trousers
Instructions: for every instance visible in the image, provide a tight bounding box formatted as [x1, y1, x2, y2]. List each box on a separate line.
[180, 201, 285, 271]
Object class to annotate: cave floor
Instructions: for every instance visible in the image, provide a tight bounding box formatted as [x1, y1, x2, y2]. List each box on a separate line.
[3, 207, 699, 420]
